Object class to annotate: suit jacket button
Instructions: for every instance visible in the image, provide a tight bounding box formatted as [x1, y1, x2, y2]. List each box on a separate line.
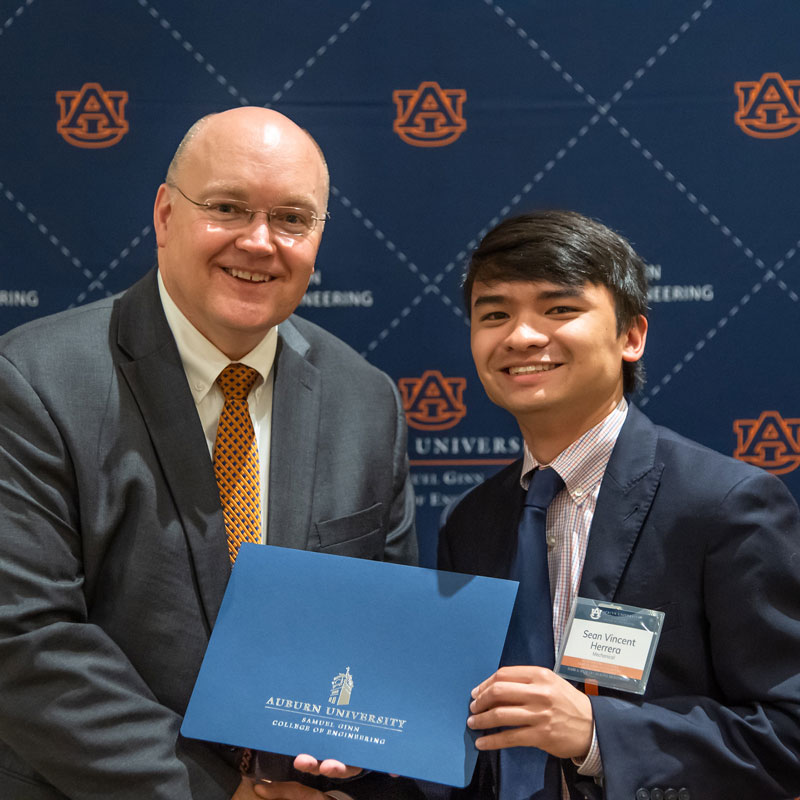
[664, 790, 678, 800]
[636, 790, 650, 800]
[651, 790, 664, 800]
[678, 790, 690, 800]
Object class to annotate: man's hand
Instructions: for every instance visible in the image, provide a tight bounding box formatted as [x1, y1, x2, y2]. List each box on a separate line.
[249, 780, 333, 800]
[292, 753, 361, 779]
[244, 754, 362, 799]
[467, 666, 593, 759]
[232, 778, 266, 799]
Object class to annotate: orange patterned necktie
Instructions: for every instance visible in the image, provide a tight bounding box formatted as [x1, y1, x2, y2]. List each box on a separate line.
[214, 364, 261, 563]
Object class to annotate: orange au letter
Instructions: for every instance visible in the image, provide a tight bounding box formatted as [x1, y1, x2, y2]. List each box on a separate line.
[393, 81, 466, 147]
[56, 82, 129, 148]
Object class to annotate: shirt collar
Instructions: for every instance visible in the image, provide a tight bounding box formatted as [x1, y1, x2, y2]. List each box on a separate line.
[521, 398, 628, 503]
[157, 270, 278, 404]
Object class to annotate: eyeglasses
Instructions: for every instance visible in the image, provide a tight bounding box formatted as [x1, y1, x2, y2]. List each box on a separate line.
[169, 184, 328, 237]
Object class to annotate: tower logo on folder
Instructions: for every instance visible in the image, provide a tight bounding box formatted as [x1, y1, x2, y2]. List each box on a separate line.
[329, 667, 354, 706]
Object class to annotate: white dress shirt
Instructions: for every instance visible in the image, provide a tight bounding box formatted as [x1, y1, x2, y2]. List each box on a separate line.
[157, 271, 277, 543]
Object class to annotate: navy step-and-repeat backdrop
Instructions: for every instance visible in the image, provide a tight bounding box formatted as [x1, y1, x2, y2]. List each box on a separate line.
[1, 0, 799, 566]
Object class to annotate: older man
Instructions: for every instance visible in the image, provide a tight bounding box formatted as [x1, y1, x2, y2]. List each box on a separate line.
[0, 108, 419, 800]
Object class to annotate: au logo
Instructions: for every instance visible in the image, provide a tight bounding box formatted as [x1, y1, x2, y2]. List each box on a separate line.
[329, 667, 353, 706]
[392, 81, 466, 147]
[398, 370, 467, 431]
[734, 73, 800, 139]
[733, 411, 800, 475]
[56, 82, 129, 148]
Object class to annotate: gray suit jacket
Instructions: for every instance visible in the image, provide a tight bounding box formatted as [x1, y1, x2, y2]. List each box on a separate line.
[0, 271, 418, 800]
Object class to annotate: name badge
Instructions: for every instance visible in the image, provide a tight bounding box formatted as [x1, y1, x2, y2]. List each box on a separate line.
[555, 598, 664, 695]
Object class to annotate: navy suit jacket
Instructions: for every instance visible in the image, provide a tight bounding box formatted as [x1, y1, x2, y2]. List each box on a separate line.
[438, 405, 800, 800]
[0, 271, 421, 800]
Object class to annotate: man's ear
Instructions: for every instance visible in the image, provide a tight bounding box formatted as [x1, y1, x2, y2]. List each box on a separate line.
[621, 315, 648, 364]
[153, 184, 173, 248]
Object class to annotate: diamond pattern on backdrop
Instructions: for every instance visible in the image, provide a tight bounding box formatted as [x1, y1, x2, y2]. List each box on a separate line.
[1, 0, 799, 545]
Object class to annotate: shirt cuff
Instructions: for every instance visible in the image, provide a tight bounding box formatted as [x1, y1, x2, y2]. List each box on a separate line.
[572, 722, 603, 777]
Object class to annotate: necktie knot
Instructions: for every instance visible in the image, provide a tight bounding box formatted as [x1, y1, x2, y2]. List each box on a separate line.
[217, 363, 259, 402]
[525, 467, 564, 511]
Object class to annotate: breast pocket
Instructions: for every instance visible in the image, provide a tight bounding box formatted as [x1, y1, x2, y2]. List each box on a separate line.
[315, 502, 385, 559]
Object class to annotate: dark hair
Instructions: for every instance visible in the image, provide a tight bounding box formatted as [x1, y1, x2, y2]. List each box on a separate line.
[463, 210, 648, 394]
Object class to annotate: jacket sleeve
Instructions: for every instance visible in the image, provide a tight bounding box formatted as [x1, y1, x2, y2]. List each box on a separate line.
[0, 353, 239, 800]
[590, 470, 800, 800]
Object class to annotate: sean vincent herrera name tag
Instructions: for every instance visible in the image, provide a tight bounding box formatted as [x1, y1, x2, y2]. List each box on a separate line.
[555, 598, 664, 695]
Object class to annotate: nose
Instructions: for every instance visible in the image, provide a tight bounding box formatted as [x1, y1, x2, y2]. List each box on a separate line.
[505, 320, 548, 349]
[235, 213, 275, 254]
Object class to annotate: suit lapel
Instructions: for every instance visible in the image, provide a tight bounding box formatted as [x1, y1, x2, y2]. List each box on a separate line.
[266, 319, 320, 550]
[578, 405, 663, 601]
[115, 272, 230, 631]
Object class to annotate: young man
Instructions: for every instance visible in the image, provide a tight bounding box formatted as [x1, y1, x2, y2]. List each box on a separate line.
[439, 210, 800, 799]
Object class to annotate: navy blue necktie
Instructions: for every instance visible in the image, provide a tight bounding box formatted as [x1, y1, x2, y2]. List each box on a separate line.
[499, 467, 564, 800]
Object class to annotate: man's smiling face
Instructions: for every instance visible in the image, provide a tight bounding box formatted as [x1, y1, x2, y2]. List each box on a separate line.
[153, 107, 328, 360]
[469, 278, 646, 441]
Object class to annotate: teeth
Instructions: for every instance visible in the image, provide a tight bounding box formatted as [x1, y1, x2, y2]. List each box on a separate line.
[226, 268, 270, 283]
[509, 364, 557, 375]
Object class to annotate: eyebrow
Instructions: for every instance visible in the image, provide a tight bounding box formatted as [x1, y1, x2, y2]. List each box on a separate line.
[201, 184, 318, 209]
[471, 285, 585, 310]
[471, 294, 507, 309]
[201, 183, 249, 199]
[536, 286, 585, 301]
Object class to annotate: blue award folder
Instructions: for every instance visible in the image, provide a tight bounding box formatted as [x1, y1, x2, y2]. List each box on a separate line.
[181, 543, 518, 787]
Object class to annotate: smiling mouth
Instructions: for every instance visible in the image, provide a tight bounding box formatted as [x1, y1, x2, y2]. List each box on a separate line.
[223, 267, 273, 283]
[507, 363, 560, 375]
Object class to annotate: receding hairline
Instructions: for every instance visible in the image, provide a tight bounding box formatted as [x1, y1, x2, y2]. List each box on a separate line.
[164, 113, 215, 185]
[163, 111, 330, 206]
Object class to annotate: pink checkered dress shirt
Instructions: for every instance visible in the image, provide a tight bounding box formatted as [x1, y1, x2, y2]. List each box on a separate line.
[520, 398, 628, 787]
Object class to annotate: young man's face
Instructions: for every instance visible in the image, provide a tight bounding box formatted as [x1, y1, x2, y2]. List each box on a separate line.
[469, 279, 646, 438]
